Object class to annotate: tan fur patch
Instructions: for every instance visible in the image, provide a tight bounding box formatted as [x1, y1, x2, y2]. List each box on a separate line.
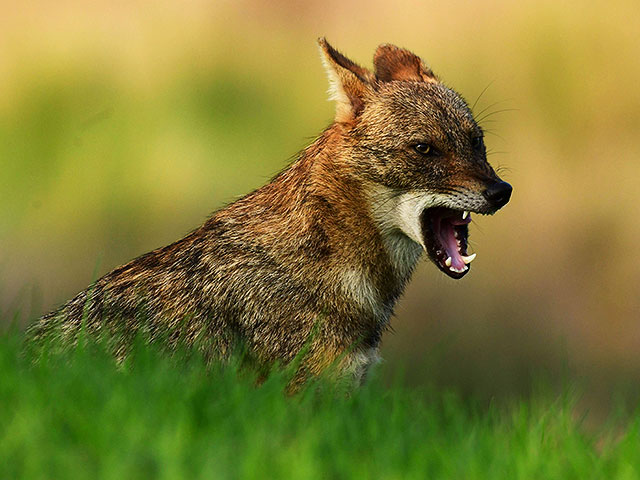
[341, 268, 382, 316]
[345, 347, 381, 385]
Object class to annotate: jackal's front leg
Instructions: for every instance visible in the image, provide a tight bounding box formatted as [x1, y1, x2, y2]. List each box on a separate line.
[286, 344, 381, 393]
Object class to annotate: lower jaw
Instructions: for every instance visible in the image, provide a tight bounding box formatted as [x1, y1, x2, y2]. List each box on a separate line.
[423, 239, 471, 278]
[435, 260, 469, 279]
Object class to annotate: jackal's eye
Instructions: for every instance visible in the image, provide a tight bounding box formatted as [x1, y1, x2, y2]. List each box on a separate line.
[471, 136, 484, 151]
[414, 143, 432, 155]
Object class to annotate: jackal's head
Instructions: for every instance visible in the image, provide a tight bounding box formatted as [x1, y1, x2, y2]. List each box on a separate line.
[318, 38, 512, 279]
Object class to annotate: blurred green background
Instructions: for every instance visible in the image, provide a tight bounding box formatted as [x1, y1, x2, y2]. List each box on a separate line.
[2, 0, 640, 404]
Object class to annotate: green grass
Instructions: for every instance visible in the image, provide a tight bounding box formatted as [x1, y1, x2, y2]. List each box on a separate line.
[1, 330, 639, 480]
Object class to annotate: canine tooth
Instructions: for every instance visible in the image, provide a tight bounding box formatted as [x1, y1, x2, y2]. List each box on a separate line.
[461, 253, 476, 264]
[445, 257, 452, 267]
[462, 211, 469, 220]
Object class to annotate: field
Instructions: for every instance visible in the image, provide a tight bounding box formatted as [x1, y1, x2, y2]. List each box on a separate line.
[1, 330, 639, 480]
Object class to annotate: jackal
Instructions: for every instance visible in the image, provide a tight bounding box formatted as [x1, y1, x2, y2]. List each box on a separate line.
[29, 39, 512, 384]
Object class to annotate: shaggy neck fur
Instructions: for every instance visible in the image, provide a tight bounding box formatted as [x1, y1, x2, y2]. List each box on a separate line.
[221, 124, 422, 323]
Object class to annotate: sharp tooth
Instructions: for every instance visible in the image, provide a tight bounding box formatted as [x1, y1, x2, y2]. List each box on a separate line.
[461, 253, 476, 264]
[445, 257, 452, 267]
[449, 265, 468, 273]
[462, 211, 469, 220]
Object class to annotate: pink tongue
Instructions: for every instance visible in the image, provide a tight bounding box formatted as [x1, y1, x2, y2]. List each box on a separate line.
[440, 221, 465, 270]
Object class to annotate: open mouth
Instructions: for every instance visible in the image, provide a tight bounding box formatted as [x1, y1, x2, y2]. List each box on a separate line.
[420, 207, 475, 279]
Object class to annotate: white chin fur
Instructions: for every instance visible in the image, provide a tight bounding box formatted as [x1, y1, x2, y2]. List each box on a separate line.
[394, 191, 440, 248]
[370, 187, 450, 248]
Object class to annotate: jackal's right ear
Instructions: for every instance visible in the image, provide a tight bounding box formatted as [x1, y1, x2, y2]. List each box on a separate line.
[318, 38, 374, 123]
[374, 44, 438, 83]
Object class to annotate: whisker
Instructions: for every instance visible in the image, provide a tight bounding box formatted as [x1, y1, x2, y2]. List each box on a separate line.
[483, 130, 507, 142]
[470, 80, 495, 113]
[476, 108, 519, 124]
[495, 165, 513, 175]
[474, 99, 510, 119]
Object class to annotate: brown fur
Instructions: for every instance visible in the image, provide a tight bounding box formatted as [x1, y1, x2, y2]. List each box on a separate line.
[28, 39, 510, 385]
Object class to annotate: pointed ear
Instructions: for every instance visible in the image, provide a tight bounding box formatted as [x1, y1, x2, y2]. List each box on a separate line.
[374, 44, 438, 83]
[318, 38, 374, 123]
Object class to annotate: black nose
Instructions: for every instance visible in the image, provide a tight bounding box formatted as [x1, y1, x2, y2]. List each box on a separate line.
[483, 181, 512, 209]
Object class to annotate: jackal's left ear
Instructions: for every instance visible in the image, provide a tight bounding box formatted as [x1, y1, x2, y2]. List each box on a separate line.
[318, 38, 374, 123]
[374, 44, 438, 83]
